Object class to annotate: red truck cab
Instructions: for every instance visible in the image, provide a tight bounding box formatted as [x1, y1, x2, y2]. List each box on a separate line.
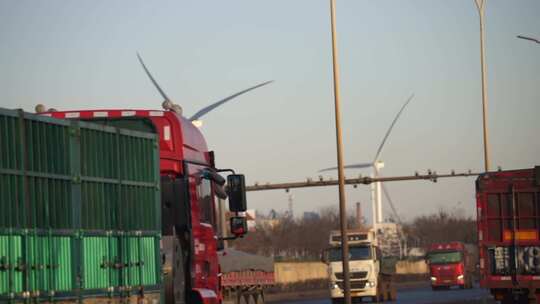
[42, 108, 248, 304]
[427, 242, 474, 290]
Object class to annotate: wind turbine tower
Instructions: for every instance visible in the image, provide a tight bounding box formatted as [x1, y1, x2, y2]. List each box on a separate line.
[374, 160, 384, 225]
[288, 193, 294, 218]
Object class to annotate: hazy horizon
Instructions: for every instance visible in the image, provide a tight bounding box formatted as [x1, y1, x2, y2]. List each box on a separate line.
[1, 1, 538, 223]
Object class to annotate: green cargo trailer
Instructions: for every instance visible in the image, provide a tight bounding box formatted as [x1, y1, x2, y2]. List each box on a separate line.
[0, 108, 162, 303]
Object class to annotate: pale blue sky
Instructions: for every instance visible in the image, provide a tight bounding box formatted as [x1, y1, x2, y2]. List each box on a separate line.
[1, 1, 539, 222]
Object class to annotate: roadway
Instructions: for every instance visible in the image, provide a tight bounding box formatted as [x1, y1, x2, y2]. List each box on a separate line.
[270, 285, 494, 304]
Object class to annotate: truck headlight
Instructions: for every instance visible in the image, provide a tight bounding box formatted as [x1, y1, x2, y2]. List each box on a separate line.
[330, 283, 339, 289]
[457, 275, 464, 280]
[430, 276, 437, 281]
[366, 281, 376, 288]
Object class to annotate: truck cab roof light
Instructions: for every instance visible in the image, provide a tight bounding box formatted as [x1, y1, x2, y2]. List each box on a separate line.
[149, 111, 164, 116]
[65, 112, 80, 118]
[121, 111, 136, 117]
[93, 111, 108, 117]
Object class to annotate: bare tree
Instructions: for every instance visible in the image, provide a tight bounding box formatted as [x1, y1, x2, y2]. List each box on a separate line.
[234, 206, 357, 260]
[404, 208, 476, 249]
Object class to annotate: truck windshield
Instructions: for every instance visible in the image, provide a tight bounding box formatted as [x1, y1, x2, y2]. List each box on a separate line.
[329, 246, 371, 261]
[428, 251, 462, 264]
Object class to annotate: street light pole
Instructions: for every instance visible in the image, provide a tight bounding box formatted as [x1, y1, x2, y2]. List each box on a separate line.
[474, 0, 490, 172]
[329, 1, 351, 303]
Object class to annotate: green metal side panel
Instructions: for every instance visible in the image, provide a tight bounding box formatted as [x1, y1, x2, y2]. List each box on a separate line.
[0, 234, 72, 296]
[0, 108, 162, 301]
[24, 119, 70, 176]
[52, 236, 73, 291]
[140, 237, 158, 285]
[81, 235, 160, 289]
[119, 185, 159, 231]
[0, 175, 24, 229]
[27, 177, 73, 230]
[120, 236, 159, 287]
[81, 182, 118, 230]
[0, 235, 23, 295]
[26, 235, 73, 292]
[82, 236, 119, 290]
[0, 112, 23, 171]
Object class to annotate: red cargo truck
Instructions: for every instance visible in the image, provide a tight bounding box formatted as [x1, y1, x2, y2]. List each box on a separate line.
[219, 248, 274, 304]
[476, 167, 540, 304]
[426, 242, 476, 290]
[43, 108, 250, 304]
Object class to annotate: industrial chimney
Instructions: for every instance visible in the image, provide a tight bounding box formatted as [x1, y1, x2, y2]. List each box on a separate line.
[356, 202, 363, 228]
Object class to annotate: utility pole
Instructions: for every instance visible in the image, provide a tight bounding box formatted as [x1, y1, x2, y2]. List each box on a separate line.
[329, 1, 351, 303]
[474, 0, 490, 172]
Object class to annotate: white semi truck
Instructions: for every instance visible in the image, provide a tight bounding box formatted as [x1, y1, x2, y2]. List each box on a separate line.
[323, 229, 396, 303]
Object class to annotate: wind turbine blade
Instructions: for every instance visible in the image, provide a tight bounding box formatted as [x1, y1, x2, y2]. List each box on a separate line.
[372, 93, 415, 163]
[188, 80, 273, 121]
[517, 35, 540, 44]
[318, 163, 372, 172]
[381, 182, 402, 224]
[137, 52, 172, 103]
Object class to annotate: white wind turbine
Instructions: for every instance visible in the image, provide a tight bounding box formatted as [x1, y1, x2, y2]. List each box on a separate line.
[320, 93, 414, 227]
[137, 53, 273, 126]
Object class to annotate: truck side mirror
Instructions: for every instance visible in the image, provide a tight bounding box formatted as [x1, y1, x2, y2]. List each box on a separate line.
[202, 169, 226, 186]
[214, 184, 228, 200]
[227, 174, 247, 212]
[230, 216, 248, 237]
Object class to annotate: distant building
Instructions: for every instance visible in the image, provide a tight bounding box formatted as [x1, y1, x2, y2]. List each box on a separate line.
[302, 211, 320, 221]
[256, 218, 281, 229]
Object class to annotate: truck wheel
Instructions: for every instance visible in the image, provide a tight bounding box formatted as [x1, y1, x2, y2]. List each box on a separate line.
[237, 292, 250, 304]
[501, 294, 528, 304]
[163, 235, 186, 304]
[390, 287, 397, 301]
[253, 290, 264, 304]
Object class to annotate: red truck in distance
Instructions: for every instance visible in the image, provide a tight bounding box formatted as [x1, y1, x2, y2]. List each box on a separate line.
[427, 242, 476, 290]
[476, 167, 540, 304]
